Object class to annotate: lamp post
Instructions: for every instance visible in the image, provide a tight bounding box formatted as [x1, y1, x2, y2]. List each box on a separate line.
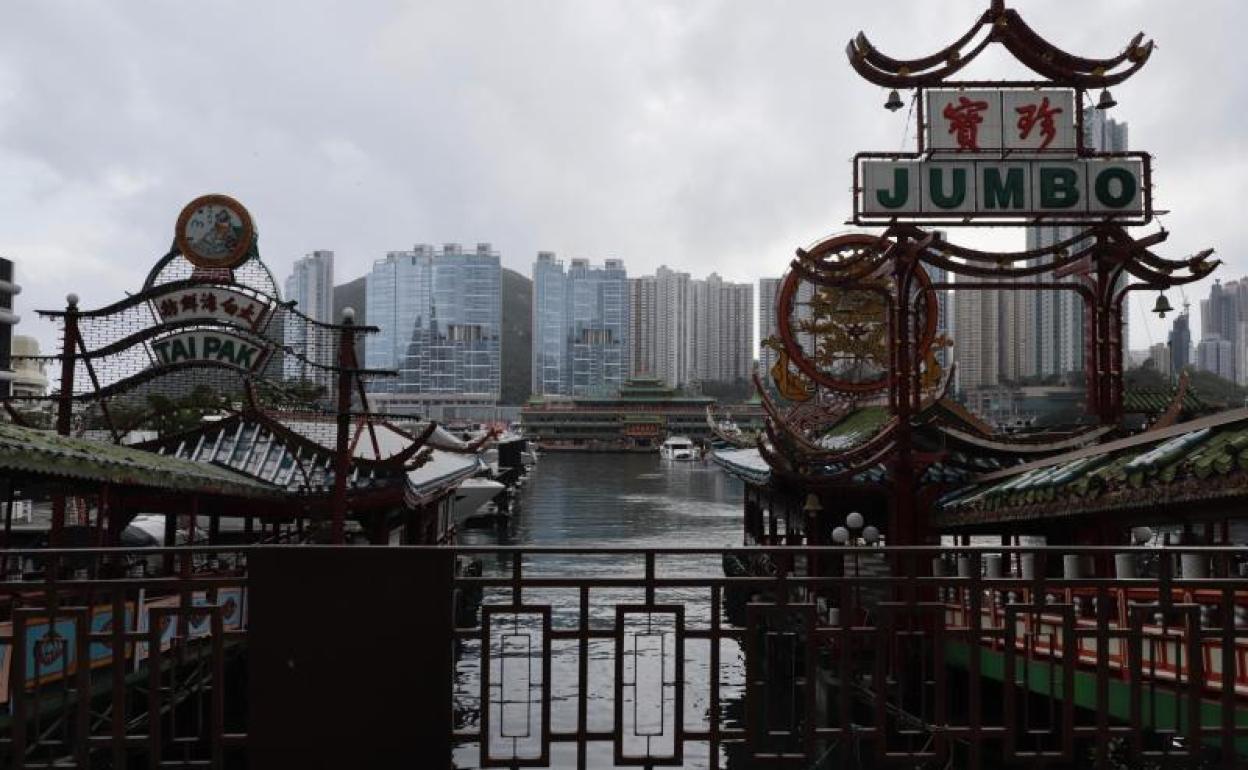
[802, 494, 823, 602]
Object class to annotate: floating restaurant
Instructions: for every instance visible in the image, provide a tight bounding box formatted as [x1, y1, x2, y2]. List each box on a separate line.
[0, 194, 502, 764]
[520, 376, 764, 451]
[0, 194, 493, 550]
[706, 0, 1248, 765]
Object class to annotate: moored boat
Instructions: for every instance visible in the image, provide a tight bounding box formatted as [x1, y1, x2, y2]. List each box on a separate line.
[659, 436, 696, 460]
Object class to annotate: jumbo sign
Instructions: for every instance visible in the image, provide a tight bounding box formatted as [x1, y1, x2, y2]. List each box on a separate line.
[151, 330, 271, 372]
[860, 158, 1145, 216]
[853, 88, 1153, 225]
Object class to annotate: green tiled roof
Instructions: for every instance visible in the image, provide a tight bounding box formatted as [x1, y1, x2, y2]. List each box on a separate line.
[0, 422, 283, 499]
[818, 406, 890, 450]
[1123, 387, 1209, 415]
[935, 407, 1248, 528]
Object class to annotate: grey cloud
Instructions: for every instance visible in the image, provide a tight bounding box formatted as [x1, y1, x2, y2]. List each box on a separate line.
[0, 0, 1243, 354]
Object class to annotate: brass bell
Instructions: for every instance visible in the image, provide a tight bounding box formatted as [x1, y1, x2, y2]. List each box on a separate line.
[885, 89, 905, 112]
[1096, 88, 1117, 110]
[1153, 292, 1173, 318]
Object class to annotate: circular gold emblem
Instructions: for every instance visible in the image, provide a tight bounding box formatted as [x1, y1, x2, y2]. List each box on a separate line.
[175, 194, 254, 269]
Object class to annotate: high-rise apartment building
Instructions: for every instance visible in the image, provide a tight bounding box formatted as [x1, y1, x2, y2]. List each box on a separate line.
[1199, 279, 1248, 384]
[686, 274, 753, 385]
[629, 275, 658, 379]
[283, 250, 335, 389]
[953, 273, 1001, 391]
[655, 266, 690, 388]
[530, 253, 629, 397]
[758, 277, 781, 376]
[715, 279, 754, 383]
[532, 252, 568, 397]
[1168, 308, 1193, 378]
[629, 267, 752, 389]
[364, 243, 501, 406]
[1197, 335, 1235, 382]
[629, 266, 689, 388]
[1148, 342, 1171, 378]
[1021, 108, 1129, 381]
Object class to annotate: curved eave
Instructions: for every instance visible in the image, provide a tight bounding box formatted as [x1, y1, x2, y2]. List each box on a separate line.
[933, 477, 1248, 533]
[404, 453, 482, 507]
[937, 425, 1112, 454]
[847, 8, 1152, 89]
[712, 447, 771, 486]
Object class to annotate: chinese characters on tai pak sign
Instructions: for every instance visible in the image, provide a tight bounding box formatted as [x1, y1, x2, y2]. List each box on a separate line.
[149, 286, 270, 332]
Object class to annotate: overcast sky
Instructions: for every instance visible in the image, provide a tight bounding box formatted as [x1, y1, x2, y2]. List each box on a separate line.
[2, 0, 1244, 355]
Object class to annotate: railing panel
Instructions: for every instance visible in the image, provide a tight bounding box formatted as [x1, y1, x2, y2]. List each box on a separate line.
[1, 544, 1247, 768]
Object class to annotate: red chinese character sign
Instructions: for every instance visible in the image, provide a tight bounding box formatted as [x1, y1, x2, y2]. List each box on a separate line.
[930, 91, 1001, 151]
[926, 90, 1074, 152]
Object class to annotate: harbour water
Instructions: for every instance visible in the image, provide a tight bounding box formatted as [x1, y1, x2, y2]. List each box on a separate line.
[455, 453, 748, 769]
[468, 452, 745, 550]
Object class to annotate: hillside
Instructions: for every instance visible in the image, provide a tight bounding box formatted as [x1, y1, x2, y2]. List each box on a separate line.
[501, 268, 532, 405]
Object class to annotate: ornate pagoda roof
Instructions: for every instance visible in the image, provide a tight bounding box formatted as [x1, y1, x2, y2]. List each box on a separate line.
[718, 395, 1064, 492]
[934, 407, 1248, 532]
[131, 405, 486, 514]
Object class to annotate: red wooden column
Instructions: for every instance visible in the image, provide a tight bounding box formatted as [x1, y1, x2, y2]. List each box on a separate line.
[50, 293, 80, 547]
[889, 238, 920, 545]
[330, 308, 357, 544]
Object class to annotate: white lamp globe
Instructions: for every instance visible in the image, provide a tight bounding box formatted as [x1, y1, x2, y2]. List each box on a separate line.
[832, 526, 850, 544]
[845, 511, 865, 530]
[862, 526, 881, 544]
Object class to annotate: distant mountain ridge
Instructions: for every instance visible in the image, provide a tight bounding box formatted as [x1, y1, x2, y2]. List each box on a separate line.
[501, 268, 532, 405]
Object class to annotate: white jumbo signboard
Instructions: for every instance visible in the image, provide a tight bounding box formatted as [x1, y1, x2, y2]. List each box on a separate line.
[861, 158, 1145, 216]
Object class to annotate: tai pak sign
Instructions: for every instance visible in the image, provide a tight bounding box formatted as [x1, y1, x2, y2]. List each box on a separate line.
[151, 330, 271, 372]
[853, 88, 1153, 225]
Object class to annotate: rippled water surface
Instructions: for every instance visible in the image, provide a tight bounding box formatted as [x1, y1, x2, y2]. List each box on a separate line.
[455, 453, 749, 769]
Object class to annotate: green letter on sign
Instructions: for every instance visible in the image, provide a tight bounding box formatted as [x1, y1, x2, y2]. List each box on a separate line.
[1039, 167, 1080, 209]
[928, 167, 967, 209]
[1094, 167, 1137, 209]
[876, 168, 909, 209]
[983, 167, 1025, 209]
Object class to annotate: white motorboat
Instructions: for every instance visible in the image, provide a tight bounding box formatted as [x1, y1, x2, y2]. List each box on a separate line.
[523, 446, 539, 467]
[451, 477, 506, 524]
[659, 436, 696, 460]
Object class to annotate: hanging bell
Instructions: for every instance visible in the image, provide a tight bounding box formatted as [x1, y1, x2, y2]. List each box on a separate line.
[1096, 88, 1117, 110]
[1153, 292, 1173, 318]
[884, 89, 905, 112]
